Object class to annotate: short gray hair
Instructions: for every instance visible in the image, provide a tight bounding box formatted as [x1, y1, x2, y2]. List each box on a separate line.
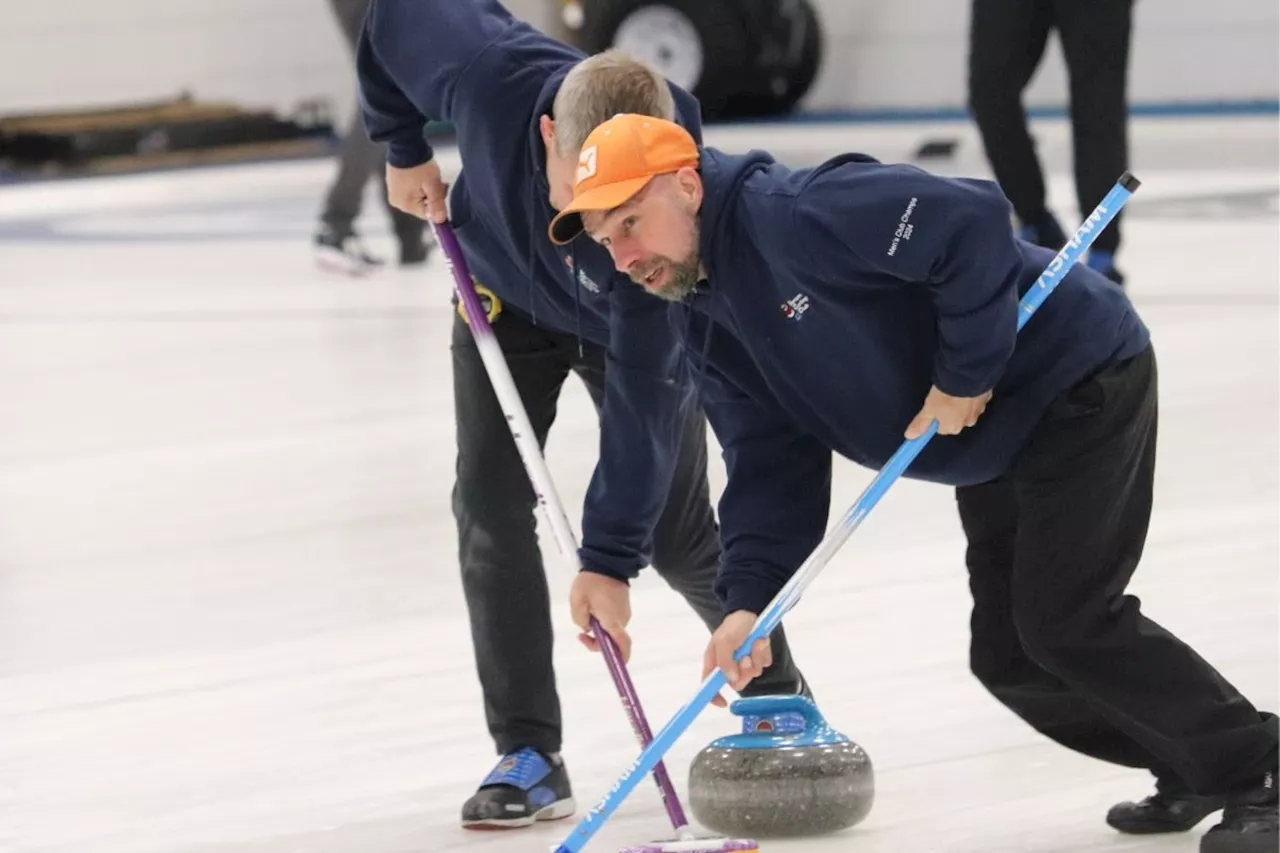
[552, 49, 677, 155]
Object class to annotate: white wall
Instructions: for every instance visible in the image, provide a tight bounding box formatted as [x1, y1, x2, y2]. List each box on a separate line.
[0, 0, 1275, 122]
[0, 0, 555, 122]
[0, 0, 349, 118]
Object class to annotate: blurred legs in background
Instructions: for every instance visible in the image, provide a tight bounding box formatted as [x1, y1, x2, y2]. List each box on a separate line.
[315, 0, 432, 275]
[967, 0, 1133, 286]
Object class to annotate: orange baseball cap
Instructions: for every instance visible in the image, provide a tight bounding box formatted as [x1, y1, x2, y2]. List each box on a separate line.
[548, 113, 700, 245]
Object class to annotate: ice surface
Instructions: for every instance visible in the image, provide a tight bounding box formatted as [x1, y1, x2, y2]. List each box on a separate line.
[0, 115, 1275, 853]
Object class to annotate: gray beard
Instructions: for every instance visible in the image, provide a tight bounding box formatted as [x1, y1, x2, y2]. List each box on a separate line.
[645, 256, 701, 302]
[631, 221, 701, 302]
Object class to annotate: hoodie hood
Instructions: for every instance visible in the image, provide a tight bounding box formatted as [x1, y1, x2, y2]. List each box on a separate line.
[696, 147, 777, 289]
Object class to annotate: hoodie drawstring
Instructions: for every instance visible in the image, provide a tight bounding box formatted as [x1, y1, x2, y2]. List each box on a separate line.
[525, 183, 538, 327]
[675, 285, 716, 403]
[526, 181, 586, 357]
[571, 253, 584, 357]
[696, 296, 715, 391]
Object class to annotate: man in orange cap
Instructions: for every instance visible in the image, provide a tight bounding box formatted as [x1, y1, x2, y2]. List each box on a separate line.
[549, 114, 1278, 853]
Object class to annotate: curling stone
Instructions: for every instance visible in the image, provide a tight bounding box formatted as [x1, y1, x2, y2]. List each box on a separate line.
[688, 695, 874, 838]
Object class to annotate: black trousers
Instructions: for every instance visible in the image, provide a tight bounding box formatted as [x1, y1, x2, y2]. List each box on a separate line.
[450, 307, 806, 757]
[967, 0, 1133, 253]
[956, 345, 1278, 796]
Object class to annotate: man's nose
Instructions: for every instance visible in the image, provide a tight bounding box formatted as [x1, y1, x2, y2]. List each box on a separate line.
[611, 239, 639, 273]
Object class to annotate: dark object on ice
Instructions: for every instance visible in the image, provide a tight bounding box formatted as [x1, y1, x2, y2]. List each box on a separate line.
[0, 93, 335, 178]
[560, 0, 823, 120]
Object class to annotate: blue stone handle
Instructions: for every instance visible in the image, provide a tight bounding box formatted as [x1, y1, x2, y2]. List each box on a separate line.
[730, 694, 825, 730]
[712, 694, 850, 749]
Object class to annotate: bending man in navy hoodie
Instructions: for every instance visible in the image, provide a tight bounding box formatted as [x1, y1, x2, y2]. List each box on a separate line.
[355, 0, 808, 830]
[548, 115, 1278, 853]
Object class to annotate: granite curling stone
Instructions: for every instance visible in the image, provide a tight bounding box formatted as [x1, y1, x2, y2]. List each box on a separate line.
[688, 695, 874, 838]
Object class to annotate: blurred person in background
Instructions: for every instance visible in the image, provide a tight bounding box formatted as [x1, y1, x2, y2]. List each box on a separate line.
[314, 0, 433, 274]
[967, 0, 1133, 287]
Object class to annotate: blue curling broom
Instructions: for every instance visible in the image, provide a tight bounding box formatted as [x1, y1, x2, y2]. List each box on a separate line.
[555, 172, 1142, 853]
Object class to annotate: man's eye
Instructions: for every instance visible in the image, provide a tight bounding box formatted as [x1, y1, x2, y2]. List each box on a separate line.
[622, 216, 637, 233]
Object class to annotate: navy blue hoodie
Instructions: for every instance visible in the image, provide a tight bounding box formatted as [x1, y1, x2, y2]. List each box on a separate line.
[678, 148, 1150, 615]
[356, 0, 705, 581]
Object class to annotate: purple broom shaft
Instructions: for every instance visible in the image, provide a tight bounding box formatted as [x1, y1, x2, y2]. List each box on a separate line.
[432, 221, 690, 832]
[592, 616, 690, 828]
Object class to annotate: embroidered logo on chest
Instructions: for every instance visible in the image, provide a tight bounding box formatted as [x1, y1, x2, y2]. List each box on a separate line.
[563, 255, 601, 293]
[781, 292, 810, 320]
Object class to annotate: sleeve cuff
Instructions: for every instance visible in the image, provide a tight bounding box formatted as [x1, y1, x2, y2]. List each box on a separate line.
[931, 366, 991, 398]
[387, 135, 433, 169]
[719, 579, 782, 617]
[578, 548, 642, 583]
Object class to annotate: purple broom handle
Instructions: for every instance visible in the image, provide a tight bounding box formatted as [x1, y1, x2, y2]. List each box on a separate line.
[431, 221, 690, 831]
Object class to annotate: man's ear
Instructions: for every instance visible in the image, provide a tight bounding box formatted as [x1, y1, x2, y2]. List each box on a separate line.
[675, 166, 703, 211]
[539, 115, 556, 148]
